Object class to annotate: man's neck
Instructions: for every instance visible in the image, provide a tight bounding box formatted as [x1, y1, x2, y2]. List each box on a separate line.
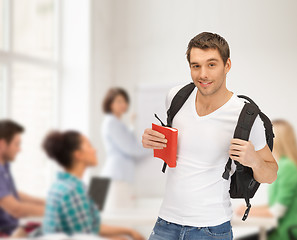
[196, 87, 233, 116]
[0, 157, 5, 166]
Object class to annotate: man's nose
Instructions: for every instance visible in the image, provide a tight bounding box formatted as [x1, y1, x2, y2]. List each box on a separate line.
[200, 67, 208, 79]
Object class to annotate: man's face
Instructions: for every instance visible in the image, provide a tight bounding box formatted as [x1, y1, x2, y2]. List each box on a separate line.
[1, 134, 22, 162]
[189, 48, 231, 97]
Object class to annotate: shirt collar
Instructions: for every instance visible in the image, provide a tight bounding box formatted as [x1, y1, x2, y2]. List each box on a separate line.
[0, 161, 9, 173]
[57, 171, 83, 186]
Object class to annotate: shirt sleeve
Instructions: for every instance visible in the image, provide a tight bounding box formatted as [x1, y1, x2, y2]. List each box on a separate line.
[269, 203, 288, 219]
[0, 172, 11, 200]
[249, 115, 267, 151]
[107, 118, 150, 158]
[273, 161, 297, 208]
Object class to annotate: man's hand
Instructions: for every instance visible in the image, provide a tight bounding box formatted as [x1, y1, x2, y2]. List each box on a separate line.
[229, 138, 259, 168]
[128, 229, 145, 240]
[229, 139, 278, 184]
[142, 128, 167, 149]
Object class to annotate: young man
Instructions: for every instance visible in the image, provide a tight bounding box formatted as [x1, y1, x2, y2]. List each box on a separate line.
[142, 32, 278, 240]
[0, 120, 45, 236]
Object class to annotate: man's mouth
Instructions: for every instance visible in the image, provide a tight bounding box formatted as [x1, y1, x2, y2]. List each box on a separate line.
[198, 81, 213, 87]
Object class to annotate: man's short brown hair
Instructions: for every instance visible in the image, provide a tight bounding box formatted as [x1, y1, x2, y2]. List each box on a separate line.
[0, 120, 24, 144]
[186, 32, 230, 65]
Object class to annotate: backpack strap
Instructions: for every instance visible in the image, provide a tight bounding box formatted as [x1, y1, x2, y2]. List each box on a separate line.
[236, 95, 274, 149]
[166, 83, 196, 127]
[222, 98, 261, 180]
[223, 95, 262, 221]
[161, 82, 196, 173]
[236, 95, 274, 150]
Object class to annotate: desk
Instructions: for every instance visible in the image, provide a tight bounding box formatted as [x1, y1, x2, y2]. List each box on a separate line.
[20, 206, 277, 240]
[102, 209, 277, 240]
[232, 216, 277, 240]
[102, 208, 158, 227]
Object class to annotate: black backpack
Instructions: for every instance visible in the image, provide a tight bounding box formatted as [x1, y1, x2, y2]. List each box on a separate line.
[155, 82, 274, 221]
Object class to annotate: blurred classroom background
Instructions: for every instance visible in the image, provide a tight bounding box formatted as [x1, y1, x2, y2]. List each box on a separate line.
[0, 0, 297, 239]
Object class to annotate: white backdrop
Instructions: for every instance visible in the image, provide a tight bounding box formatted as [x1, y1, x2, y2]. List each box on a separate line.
[89, 0, 297, 201]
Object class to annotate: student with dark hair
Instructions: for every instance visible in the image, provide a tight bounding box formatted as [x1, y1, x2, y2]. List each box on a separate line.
[0, 120, 45, 237]
[42, 130, 144, 240]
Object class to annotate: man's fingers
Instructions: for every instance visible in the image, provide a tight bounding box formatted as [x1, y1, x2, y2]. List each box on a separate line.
[229, 149, 241, 157]
[142, 128, 167, 149]
[145, 128, 165, 139]
[143, 139, 167, 149]
[229, 144, 243, 151]
[146, 134, 167, 143]
[230, 138, 247, 145]
[230, 155, 240, 162]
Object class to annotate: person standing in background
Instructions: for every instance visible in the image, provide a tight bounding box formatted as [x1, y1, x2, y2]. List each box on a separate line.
[236, 119, 297, 240]
[100, 88, 150, 210]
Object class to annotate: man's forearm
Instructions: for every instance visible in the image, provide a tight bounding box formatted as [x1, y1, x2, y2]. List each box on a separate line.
[252, 154, 278, 184]
[18, 192, 45, 206]
[99, 224, 131, 237]
[13, 202, 44, 218]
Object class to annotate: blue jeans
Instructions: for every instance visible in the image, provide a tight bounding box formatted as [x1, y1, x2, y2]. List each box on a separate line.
[148, 217, 233, 240]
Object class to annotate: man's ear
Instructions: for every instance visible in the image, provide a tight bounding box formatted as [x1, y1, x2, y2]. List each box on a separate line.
[224, 58, 231, 74]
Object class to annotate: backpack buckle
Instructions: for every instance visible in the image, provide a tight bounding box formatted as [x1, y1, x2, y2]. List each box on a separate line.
[242, 203, 251, 221]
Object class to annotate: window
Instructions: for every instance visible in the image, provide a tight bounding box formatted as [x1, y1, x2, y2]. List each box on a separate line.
[13, 0, 55, 59]
[10, 63, 58, 196]
[0, 65, 6, 118]
[0, 0, 59, 197]
[0, 0, 4, 49]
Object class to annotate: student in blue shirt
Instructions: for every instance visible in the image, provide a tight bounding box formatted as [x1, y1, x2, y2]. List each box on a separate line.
[42, 130, 144, 240]
[0, 120, 45, 237]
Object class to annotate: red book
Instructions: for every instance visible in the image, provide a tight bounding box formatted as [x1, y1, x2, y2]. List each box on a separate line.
[152, 123, 178, 168]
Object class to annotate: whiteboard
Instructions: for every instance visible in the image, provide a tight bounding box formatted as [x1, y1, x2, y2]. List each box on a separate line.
[133, 81, 186, 198]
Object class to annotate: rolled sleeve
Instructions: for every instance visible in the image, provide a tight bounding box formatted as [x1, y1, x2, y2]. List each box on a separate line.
[249, 115, 267, 151]
[0, 172, 11, 200]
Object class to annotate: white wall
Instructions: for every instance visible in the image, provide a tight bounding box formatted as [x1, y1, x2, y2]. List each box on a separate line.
[109, 0, 297, 122]
[90, 0, 297, 198]
[60, 0, 91, 135]
[88, 0, 114, 178]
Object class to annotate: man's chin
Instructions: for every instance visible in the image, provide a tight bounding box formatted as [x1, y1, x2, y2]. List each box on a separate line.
[197, 87, 213, 96]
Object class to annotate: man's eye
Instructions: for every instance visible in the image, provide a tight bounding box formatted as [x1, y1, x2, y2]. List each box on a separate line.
[209, 63, 216, 67]
[192, 65, 200, 68]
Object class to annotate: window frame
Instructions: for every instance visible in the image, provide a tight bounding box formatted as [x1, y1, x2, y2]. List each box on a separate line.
[0, 0, 61, 125]
[0, 0, 62, 196]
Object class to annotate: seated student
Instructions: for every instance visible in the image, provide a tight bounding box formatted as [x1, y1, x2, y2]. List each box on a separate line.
[236, 119, 297, 240]
[0, 120, 45, 237]
[42, 130, 144, 240]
